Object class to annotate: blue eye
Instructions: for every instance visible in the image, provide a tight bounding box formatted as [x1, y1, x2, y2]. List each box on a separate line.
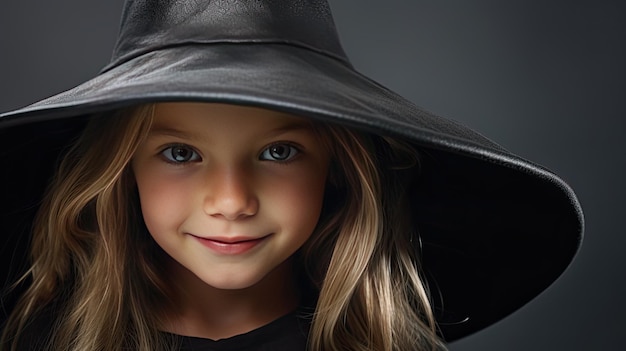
[260, 144, 299, 161]
[161, 145, 201, 163]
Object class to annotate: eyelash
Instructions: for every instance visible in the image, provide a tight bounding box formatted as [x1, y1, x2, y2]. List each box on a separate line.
[259, 142, 301, 163]
[157, 142, 301, 165]
[159, 144, 202, 165]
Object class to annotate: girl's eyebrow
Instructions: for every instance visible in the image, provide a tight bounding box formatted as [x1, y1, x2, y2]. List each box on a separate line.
[148, 121, 313, 140]
[263, 121, 314, 137]
[148, 126, 200, 141]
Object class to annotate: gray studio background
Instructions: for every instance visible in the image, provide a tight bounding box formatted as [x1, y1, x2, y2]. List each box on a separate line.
[1, 0, 624, 350]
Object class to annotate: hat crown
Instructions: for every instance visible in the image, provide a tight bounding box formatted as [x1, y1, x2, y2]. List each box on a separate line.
[105, 0, 350, 72]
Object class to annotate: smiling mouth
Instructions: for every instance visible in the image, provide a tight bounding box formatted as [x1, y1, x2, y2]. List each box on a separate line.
[190, 234, 270, 255]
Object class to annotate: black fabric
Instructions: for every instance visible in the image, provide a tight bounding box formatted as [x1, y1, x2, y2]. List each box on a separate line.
[7, 307, 310, 350]
[106, 0, 349, 71]
[170, 311, 310, 351]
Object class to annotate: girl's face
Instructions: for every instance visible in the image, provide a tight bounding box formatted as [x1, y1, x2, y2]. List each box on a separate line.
[132, 102, 329, 291]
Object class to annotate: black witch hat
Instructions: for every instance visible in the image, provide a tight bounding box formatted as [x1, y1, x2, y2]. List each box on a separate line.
[0, 0, 582, 341]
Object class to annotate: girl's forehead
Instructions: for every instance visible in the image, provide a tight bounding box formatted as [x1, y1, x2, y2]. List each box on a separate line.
[152, 102, 309, 126]
[149, 102, 315, 139]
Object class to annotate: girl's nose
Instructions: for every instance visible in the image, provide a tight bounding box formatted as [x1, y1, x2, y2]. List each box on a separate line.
[202, 167, 259, 221]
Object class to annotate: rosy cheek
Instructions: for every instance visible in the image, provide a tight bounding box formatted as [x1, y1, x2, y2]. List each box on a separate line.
[136, 173, 182, 231]
[281, 176, 326, 230]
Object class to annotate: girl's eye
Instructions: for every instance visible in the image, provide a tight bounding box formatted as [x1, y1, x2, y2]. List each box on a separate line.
[260, 144, 299, 162]
[161, 145, 201, 163]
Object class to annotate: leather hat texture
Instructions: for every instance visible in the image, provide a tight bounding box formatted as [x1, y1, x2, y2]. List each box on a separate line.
[0, 0, 583, 341]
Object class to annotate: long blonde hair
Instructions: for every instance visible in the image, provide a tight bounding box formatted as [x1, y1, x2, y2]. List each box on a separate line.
[304, 125, 445, 350]
[1, 105, 170, 350]
[1, 104, 445, 350]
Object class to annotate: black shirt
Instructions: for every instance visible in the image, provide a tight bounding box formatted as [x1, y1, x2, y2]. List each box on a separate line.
[173, 311, 310, 351]
[13, 308, 311, 351]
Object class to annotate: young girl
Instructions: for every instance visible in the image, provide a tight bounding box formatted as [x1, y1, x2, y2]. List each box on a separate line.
[0, 1, 583, 350]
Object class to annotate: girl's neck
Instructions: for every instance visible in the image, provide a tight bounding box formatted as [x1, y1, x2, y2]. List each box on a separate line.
[161, 257, 301, 340]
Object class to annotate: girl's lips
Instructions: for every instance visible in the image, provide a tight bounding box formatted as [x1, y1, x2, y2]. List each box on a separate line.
[191, 235, 268, 255]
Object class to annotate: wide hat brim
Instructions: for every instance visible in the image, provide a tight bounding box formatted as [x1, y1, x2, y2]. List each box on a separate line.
[0, 7, 583, 343]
